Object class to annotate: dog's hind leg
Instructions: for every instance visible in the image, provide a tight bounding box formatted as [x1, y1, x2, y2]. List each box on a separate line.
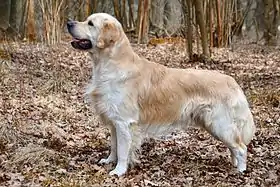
[203, 113, 248, 172]
[229, 141, 247, 172]
[230, 149, 238, 167]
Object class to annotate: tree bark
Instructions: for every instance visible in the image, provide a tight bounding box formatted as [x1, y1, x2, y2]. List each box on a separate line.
[128, 0, 135, 28]
[122, 0, 127, 31]
[209, 0, 213, 53]
[0, 0, 11, 31]
[164, 0, 182, 36]
[93, 0, 97, 13]
[85, 0, 92, 16]
[215, 0, 222, 47]
[113, 0, 121, 21]
[143, 0, 151, 42]
[137, 0, 143, 42]
[3, 0, 24, 38]
[194, 0, 210, 57]
[183, 0, 193, 61]
[137, 0, 150, 43]
[150, 0, 165, 36]
[26, 0, 36, 41]
[263, 0, 278, 45]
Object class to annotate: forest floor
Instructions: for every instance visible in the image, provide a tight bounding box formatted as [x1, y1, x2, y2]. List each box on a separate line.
[0, 39, 279, 187]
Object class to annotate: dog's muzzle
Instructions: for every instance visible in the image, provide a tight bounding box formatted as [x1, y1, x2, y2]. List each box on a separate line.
[67, 21, 93, 50]
[70, 38, 93, 50]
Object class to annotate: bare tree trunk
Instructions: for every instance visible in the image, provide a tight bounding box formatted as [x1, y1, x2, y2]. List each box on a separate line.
[137, 0, 143, 42]
[164, 0, 182, 36]
[216, 0, 222, 47]
[220, 0, 225, 46]
[142, 0, 151, 43]
[122, 0, 127, 31]
[0, 0, 11, 33]
[5, 0, 24, 39]
[85, 0, 92, 16]
[273, 0, 280, 44]
[78, 1, 86, 20]
[26, 0, 36, 41]
[263, 0, 279, 45]
[150, 0, 165, 36]
[113, 0, 121, 21]
[92, 0, 97, 13]
[194, 0, 210, 57]
[209, 0, 213, 54]
[128, 0, 135, 28]
[195, 3, 200, 55]
[137, 0, 151, 43]
[19, 0, 28, 38]
[150, 0, 183, 37]
[224, 0, 234, 47]
[183, 0, 193, 61]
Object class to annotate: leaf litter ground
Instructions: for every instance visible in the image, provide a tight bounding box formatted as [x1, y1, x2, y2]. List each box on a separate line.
[0, 41, 279, 187]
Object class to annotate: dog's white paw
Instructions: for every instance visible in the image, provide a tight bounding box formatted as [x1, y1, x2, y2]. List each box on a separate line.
[98, 156, 116, 165]
[99, 158, 111, 164]
[109, 165, 127, 177]
[237, 164, 246, 173]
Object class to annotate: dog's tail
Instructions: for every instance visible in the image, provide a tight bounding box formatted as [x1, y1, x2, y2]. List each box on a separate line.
[240, 110, 256, 145]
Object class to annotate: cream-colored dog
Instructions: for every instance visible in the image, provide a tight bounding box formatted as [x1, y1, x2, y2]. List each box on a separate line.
[67, 13, 256, 177]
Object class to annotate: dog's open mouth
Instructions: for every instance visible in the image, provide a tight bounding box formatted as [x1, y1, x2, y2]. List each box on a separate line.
[71, 38, 93, 50]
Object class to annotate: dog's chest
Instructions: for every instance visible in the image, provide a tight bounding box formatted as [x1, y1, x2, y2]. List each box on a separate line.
[86, 66, 127, 116]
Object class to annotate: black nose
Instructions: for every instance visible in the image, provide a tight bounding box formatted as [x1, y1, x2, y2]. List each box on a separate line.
[67, 21, 76, 29]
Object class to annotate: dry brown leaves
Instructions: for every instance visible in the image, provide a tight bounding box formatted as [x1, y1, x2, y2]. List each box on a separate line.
[0, 40, 279, 186]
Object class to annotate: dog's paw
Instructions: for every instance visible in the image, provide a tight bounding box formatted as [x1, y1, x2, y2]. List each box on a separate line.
[109, 165, 127, 177]
[237, 164, 246, 173]
[237, 168, 246, 173]
[98, 153, 117, 165]
[98, 157, 116, 165]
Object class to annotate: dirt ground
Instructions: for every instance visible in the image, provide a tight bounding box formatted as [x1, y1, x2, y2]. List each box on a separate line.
[0, 40, 279, 187]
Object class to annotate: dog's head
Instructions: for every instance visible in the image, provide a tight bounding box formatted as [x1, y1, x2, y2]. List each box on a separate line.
[67, 13, 122, 51]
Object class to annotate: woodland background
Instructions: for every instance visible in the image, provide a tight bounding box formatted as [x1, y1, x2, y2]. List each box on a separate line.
[2, 0, 280, 54]
[0, 0, 279, 186]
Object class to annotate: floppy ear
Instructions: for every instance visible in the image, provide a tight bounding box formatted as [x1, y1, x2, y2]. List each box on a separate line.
[97, 20, 121, 48]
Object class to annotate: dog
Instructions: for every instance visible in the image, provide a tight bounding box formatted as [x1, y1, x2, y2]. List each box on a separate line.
[67, 13, 256, 177]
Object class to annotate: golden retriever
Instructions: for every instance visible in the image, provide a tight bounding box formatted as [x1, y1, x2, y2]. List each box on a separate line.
[67, 13, 256, 177]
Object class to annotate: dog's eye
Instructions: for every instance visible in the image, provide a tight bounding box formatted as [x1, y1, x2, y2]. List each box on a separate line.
[88, 20, 94, 26]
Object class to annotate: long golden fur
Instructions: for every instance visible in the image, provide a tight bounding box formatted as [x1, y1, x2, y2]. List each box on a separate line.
[67, 13, 256, 177]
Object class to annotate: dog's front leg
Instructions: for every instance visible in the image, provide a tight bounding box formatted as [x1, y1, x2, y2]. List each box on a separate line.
[109, 121, 131, 177]
[99, 125, 117, 164]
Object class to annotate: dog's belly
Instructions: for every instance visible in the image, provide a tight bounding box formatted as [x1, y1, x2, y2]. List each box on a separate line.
[139, 101, 212, 137]
[141, 119, 191, 138]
